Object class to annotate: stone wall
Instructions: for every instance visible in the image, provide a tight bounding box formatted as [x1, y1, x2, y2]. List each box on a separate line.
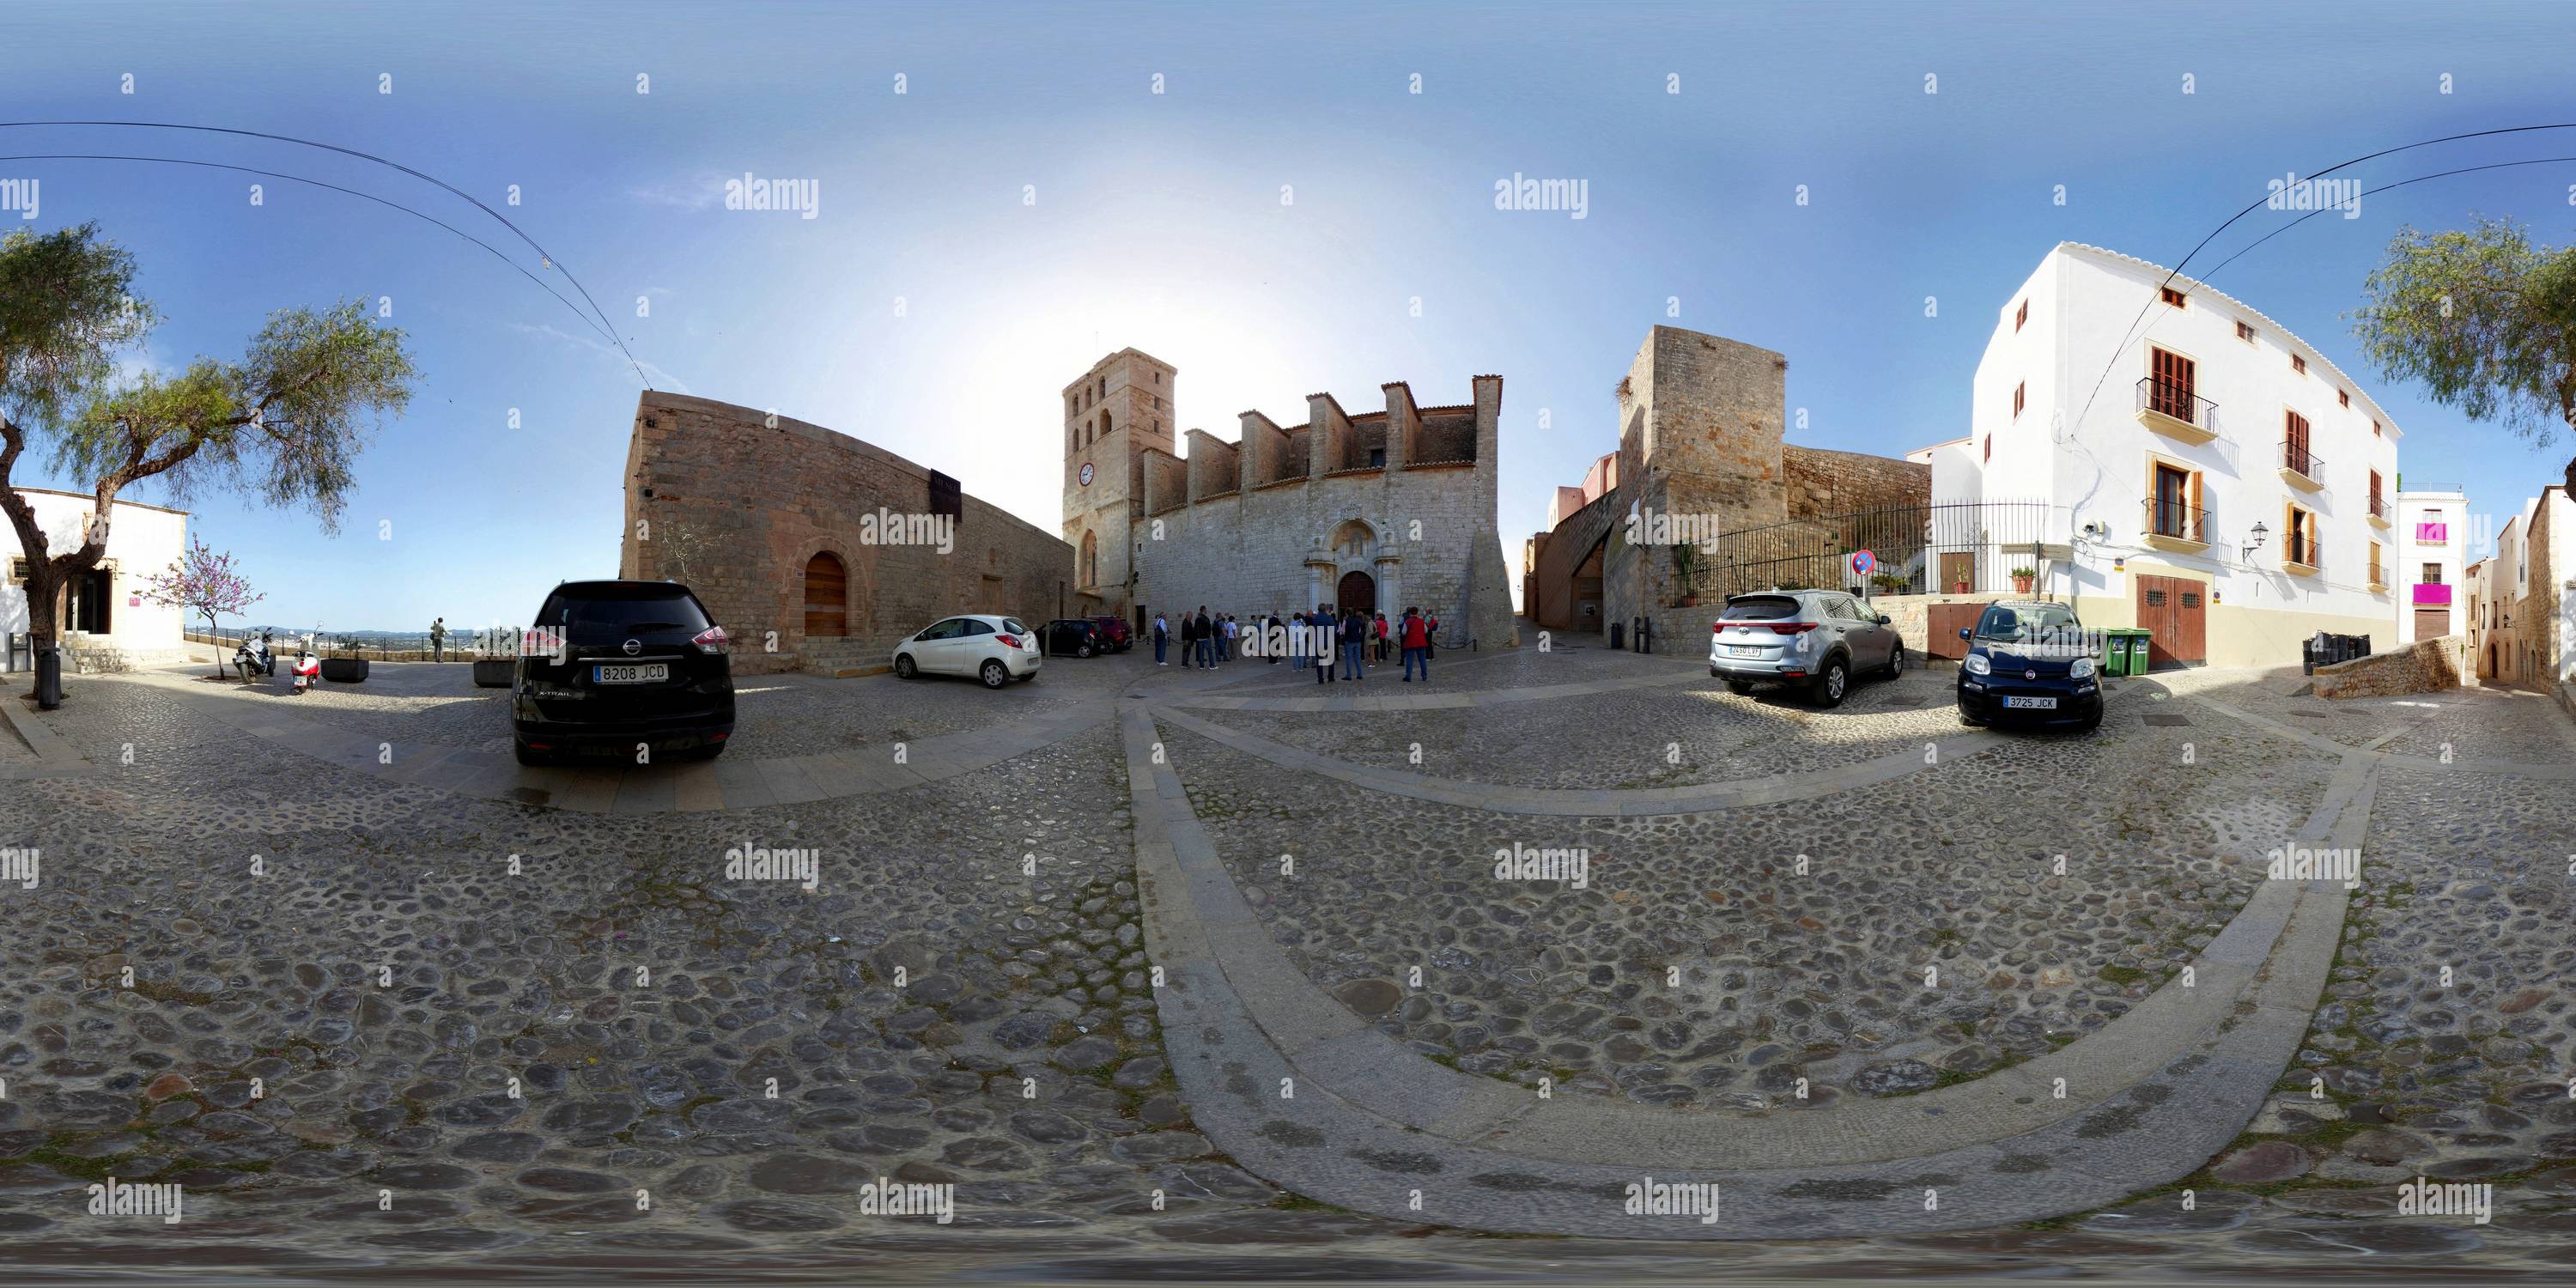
[2312, 635, 2464, 699]
[621, 392, 1074, 676]
[1783, 445, 1930, 520]
[1605, 327, 1792, 637]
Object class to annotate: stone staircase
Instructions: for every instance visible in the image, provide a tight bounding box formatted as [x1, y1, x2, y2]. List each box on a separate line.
[799, 639, 886, 678]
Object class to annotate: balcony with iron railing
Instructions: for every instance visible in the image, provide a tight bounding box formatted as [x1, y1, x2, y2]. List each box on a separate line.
[2366, 493, 2392, 527]
[2279, 438, 2325, 492]
[2141, 495, 2210, 552]
[2136, 376, 2220, 445]
[2283, 532, 2324, 575]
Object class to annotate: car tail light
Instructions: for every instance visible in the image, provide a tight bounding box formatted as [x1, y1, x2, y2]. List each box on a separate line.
[995, 634, 1022, 649]
[1712, 621, 1722, 634]
[692, 625, 730, 655]
[522, 628, 564, 659]
[1766, 622, 1819, 635]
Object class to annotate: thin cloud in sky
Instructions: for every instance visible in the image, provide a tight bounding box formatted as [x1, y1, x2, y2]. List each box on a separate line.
[508, 321, 690, 394]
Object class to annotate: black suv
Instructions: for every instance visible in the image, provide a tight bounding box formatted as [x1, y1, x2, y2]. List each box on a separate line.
[513, 580, 735, 765]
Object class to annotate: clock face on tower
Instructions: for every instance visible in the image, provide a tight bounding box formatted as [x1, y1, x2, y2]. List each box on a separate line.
[1079, 462, 1094, 486]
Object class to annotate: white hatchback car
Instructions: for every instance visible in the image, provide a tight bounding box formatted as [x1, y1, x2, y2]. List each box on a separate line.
[892, 614, 1042, 689]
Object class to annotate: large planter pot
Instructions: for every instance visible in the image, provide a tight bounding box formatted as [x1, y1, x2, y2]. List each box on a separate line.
[319, 658, 370, 683]
[2011, 576, 2034, 594]
[471, 659, 514, 688]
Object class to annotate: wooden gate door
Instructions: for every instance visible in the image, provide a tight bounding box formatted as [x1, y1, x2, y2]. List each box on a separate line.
[2134, 574, 2205, 668]
[2412, 609, 2450, 640]
[1336, 571, 1375, 616]
[1939, 551, 1975, 594]
[802, 552, 848, 638]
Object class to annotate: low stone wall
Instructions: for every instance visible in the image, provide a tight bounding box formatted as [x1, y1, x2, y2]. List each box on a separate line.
[2313, 635, 2464, 700]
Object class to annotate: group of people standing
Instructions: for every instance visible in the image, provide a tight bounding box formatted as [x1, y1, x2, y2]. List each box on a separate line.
[1151, 605, 1439, 682]
[1155, 607, 1245, 669]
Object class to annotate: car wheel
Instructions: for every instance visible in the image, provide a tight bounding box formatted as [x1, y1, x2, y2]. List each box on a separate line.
[1811, 658, 1850, 708]
[1885, 643, 1906, 677]
[1728, 681, 1755, 696]
[980, 659, 1009, 690]
[1077, 641, 1095, 659]
[894, 654, 917, 679]
[513, 737, 552, 767]
[2076, 706, 2104, 732]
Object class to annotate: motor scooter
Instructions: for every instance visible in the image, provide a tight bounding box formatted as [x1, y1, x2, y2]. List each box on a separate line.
[290, 648, 321, 695]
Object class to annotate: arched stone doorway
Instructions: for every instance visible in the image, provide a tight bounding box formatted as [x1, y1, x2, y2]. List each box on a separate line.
[1079, 531, 1098, 587]
[1337, 570, 1375, 615]
[803, 551, 848, 638]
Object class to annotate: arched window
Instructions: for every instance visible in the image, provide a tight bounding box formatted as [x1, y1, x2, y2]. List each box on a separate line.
[1101, 410, 1113, 434]
[1080, 531, 1098, 586]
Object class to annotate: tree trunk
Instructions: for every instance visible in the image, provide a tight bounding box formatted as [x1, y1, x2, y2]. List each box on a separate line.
[23, 568, 58, 690]
[2563, 452, 2575, 497]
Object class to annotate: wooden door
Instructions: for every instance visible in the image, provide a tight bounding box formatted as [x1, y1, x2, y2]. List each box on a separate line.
[2134, 574, 2205, 668]
[1939, 551, 1975, 594]
[2284, 411, 2311, 475]
[2150, 348, 2195, 420]
[1336, 571, 1375, 616]
[1929, 602, 1983, 660]
[802, 553, 848, 639]
[2413, 609, 2449, 640]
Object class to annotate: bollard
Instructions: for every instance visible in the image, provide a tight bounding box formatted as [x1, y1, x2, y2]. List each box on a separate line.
[34, 646, 64, 709]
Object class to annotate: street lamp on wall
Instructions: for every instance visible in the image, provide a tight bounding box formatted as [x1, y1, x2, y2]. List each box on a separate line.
[2245, 520, 2269, 563]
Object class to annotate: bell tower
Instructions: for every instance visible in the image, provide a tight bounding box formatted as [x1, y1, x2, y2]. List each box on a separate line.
[1061, 349, 1176, 620]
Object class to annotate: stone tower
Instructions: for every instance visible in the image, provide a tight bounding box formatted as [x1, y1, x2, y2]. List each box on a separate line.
[1061, 348, 1177, 620]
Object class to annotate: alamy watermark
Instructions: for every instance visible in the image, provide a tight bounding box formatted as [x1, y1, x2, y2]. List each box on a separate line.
[2266, 843, 2360, 888]
[854, 508, 956, 554]
[1625, 1176, 1719, 1224]
[88, 1177, 182, 1224]
[725, 172, 819, 219]
[1492, 841, 1589, 889]
[0, 177, 37, 220]
[2396, 1176, 2491, 1224]
[725, 839, 821, 891]
[2266, 172, 2360, 220]
[1, 847, 36, 890]
[1493, 172, 1587, 220]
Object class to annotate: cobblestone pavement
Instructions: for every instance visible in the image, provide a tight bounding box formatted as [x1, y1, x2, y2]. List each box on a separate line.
[206, 653, 1140, 759]
[1, 654, 2571, 1280]
[1163, 703, 2324, 1105]
[1202, 665, 1986, 789]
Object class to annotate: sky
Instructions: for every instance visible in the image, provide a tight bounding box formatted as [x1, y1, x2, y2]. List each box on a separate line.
[3, 0, 2574, 632]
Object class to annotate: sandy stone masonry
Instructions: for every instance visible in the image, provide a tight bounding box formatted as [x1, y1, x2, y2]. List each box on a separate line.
[621, 392, 1074, 676]
[1061, 349, 1516, 650]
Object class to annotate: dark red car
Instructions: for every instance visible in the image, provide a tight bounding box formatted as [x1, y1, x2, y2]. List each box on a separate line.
[1087, 616, 1133, 652]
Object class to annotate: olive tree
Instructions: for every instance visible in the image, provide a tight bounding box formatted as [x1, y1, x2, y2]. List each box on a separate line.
[0, 222, 416, 695]
[2349, 217, 2576, 491]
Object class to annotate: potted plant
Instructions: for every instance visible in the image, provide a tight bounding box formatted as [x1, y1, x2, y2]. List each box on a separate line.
[2010, 565, 2036, 594]
[1670, 543, 1699, 607]
[1871, 571, 1906, 596]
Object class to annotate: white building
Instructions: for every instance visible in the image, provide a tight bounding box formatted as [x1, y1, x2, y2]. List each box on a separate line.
[1934, 243, 2403, 669]
[3, 488, 191, 667]
[2394, 489, 2467, 644]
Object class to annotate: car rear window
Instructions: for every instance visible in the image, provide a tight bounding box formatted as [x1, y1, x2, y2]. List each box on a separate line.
[540, 586, 711, 639]
[1003, 618, 1028, 634]
[1722, 595, 1802, 621]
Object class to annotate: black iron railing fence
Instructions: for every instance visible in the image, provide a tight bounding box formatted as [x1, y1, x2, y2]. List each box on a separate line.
[2142, 495, 2208, 544]
[2137, 375, 2220, 434]
[1671, 500, 2054, 601]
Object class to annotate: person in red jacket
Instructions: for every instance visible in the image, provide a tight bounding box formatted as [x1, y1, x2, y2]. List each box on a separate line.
[1400, 606, 1431, 681]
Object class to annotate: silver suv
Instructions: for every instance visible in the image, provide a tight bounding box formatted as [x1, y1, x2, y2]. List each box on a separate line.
[1706, 589, 1904, 708]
